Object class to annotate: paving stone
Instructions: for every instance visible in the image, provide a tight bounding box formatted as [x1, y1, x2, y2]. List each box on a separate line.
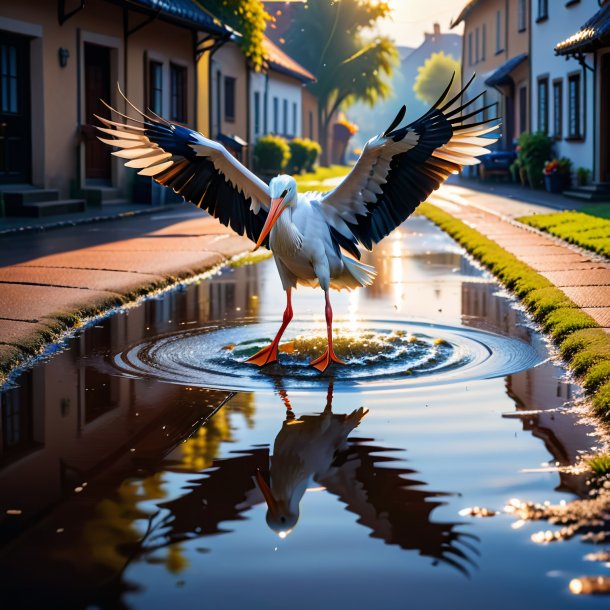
[560, 287, 610, 308]
[582, 308, 610, 327]
[0, 319, 55, 344]
[0, 267, 164, 292]
[541, 269, 610, 287]
[529, 261, 604, 272]
[0, 284, 121, 322]
[18, 250, 224, 276]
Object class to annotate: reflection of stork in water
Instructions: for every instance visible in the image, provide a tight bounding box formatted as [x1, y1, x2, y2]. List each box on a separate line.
[255, 383, 367, 536]
[125, 386, 478, 576]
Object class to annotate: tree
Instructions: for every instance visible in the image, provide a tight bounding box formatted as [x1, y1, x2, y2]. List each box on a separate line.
[282, 0, 398, 165]
[413, 51, 461, 106]
[201, 0, 270, 71]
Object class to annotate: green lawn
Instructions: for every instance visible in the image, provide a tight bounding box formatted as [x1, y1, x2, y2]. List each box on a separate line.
[517, 207, 610, 258]
[294, 165, 351, 192]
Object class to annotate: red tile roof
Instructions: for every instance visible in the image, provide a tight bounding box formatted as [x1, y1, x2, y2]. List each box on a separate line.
[263, 36, 315, 83]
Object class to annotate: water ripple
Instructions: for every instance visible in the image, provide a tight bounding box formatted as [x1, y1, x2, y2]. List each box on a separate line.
[112, 318, 542, 392]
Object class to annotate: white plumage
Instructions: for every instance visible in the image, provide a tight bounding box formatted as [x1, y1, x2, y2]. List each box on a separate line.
[97, 75, 499, 371]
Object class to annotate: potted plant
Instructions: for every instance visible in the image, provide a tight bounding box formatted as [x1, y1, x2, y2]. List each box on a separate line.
[576, 167, 591, 187]
[543, 157, 572, 193]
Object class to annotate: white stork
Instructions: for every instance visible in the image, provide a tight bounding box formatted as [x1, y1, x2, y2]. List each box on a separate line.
[97, 74, 498, 372]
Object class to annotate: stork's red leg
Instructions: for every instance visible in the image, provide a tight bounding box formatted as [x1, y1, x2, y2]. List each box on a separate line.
[310, 291, 345, 373]
[246, 289, 293, 366]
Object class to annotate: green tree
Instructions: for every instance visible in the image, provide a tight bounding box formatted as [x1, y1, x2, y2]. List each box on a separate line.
[282, 0, 398, 165]
[413, 51, 461, 106]
[201, 0, 270, 71]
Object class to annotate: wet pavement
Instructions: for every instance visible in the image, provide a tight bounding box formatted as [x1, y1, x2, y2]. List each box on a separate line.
[0, 216, 608, 609]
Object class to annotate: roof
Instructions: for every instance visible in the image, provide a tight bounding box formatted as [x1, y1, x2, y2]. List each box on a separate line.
[485, 53, 528, 88]
[555, 2, 610, 55]
[450, 0, 482, 28]
[130, 0, 231, 35]
[263, 37, 315, 83]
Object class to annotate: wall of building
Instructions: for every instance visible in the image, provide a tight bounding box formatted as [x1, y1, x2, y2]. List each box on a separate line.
[461, 1, 509, 149]
[302, 87, 319, 144]
[210, 42, 248, 142]
[530, 0, 597, 174]
[249, 69, 307, 161]
[0, 0, 201, 198]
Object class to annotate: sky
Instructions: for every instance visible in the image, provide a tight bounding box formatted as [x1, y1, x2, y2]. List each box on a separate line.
[376, 0, 465, 48]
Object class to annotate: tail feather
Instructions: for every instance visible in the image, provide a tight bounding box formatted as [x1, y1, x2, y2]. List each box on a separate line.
[333, 255, 377, 290]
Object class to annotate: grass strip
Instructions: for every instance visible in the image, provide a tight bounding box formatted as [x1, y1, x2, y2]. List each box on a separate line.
[517, 210, 610, 259]
[418, 201, 610, 435]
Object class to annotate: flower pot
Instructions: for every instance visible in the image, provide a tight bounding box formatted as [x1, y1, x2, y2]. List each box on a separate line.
[544, 173, 567, 194]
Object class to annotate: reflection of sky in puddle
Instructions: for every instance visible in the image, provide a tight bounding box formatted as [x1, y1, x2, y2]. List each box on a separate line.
[0, 217, 608, 609]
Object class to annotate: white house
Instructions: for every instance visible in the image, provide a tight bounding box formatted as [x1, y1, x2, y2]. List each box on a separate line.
[554, 0, 610, 196]
[530, 0, 598, 178]
[249, 37, 315, 148]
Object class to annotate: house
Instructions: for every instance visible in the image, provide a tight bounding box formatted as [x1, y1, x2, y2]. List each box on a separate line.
[249, 35, 316, 154]
[530, 0, 598, 189]
[209, 39, 250, 163]
[452, 0, 530, 152]
[0, 0, 231, 216]
[554, 0, 610, 200]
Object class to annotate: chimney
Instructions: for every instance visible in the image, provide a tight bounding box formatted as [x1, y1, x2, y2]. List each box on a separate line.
[433, 23, 441, 37]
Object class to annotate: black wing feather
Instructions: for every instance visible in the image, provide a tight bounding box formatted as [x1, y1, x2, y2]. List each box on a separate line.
[340, 75, 498, 247]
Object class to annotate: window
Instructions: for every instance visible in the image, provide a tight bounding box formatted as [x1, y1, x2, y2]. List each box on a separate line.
[283, 99, 288, 135]
[292, 102, 297, 136]
[254, 91, 261, 135]
[519, 85, 527, 133]
[224, 76, 236, 122]
[518, 0, 527, 32]
[475, 27, 480, 63]
[309, 111, 314, 138]
[537, 0, 548, 21]
[495, 10, 504, 53]
[170, 63, 187, 123]
[538, 77, 549, 134]
[552, 80, 562, 139]
[148, 60, 163, 115]
[273, 96, 279, 133]
[478, 91, 487, 122]
[482, 24, 486, 61]
[568, 72, 581, 138]
[468, 32, 473, 66]
[1, 43, 18, 113]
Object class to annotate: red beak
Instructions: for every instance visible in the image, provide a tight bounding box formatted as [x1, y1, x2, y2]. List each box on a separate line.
[255, 469, 279, 514]
[254, 197, 285, 250]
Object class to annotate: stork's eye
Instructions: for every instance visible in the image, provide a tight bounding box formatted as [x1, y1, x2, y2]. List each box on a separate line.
[280, 189, 288, 199]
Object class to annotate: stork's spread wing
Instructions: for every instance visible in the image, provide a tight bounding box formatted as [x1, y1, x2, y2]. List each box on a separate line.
[96, 97, 270, 245]
[320, 74, 499, 257]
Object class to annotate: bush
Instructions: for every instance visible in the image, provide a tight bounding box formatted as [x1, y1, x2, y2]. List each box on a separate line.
[287, 138, 322, 174]
[288, 139, 310, 174]
[253, 135, 290, 174]
[304, 139, 322, 172]
[517, 132, 553, 189]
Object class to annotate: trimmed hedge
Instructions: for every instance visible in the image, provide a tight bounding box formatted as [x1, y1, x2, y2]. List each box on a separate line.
[253, 135, 290, 174]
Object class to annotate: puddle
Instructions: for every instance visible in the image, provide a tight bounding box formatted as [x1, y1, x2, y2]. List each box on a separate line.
[112, 319, 542, 391]
[0, 217, 608, 609]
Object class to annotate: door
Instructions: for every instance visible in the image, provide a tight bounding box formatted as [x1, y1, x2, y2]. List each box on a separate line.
[0, 31, 31, 184]
[601, 54, 610, 183]
[84, 43, 111, 181]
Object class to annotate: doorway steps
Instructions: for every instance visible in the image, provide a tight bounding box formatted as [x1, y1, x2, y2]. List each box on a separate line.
[80, 186, 128, 207]
[2, 189, 86, 217]
[563, 182, 610, 203]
